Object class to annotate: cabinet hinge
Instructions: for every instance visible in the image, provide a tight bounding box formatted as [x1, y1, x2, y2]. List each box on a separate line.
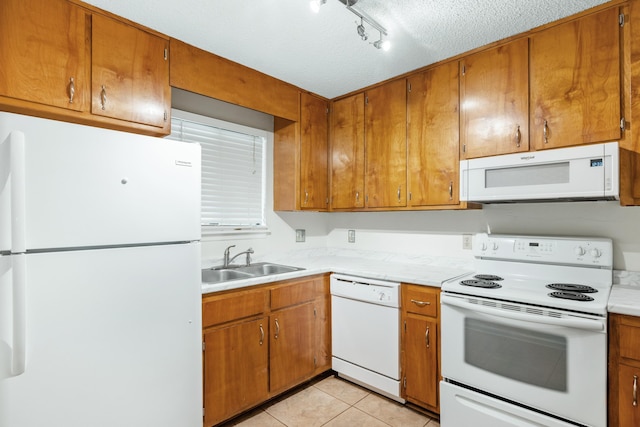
[164, 48, 168, 60]
[325, 107, 329, 114]
[365, 96, 369, 105]
[407, 82, 412, 93]
[621, 117, 626, 132]
[403, 376, 407, 389]
[164, 110, 168, 122]
[314, 356, 317, 368]
[202, 407, 205, 418]
[202, 341, 205, 352]
[404, 320, 406, 333]
[620, 13, 625, 27]
[314, 307, 317, 317]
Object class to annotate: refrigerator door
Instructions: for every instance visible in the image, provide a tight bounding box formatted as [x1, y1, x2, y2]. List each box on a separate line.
[0, 243, 202, 427]
[0, 112, 200, 252]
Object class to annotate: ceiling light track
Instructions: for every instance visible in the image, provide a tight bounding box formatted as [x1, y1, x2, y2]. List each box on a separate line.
[310, 0, 390, 51]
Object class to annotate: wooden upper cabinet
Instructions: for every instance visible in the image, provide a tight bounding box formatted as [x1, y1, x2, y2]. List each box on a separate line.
[408, 62, 460, 206]
[331, 93, 365, 209]
[0, 0, 87, 111]
[300, 93, 329, 210]
[530, 7, 621, 150]
[365, 79, 408, 208]
[91, 13, 170, 129]
[460, 38, 529, 159]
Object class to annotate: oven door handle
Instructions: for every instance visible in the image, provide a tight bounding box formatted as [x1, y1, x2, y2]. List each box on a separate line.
[441, 295, 605, 331]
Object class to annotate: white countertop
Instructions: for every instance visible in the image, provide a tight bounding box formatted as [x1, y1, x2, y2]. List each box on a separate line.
[201, 247, 473, 294]
[609, 270, 640, 316]
[202, 248, 640, 319]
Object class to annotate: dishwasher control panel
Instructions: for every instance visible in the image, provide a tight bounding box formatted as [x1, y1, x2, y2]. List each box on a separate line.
[330, 273, 400, 307]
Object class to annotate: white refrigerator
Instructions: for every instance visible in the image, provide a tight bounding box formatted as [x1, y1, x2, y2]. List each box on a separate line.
[0, 112, 203, 427]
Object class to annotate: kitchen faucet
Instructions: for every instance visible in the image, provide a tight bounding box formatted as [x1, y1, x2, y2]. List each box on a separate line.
[223, 245, 254, 267]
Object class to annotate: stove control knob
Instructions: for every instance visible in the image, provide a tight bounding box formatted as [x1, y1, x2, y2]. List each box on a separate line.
[491, 242, 499, 251]
[480, 242, 488, 251]
[574, 246, 586, 256]
[590, 248, 602, 258]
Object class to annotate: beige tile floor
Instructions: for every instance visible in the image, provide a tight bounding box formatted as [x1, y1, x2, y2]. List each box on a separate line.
[221, 375, 440, 427]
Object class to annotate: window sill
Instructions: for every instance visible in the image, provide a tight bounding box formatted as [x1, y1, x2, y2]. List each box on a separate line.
[201, 227, 271, 240]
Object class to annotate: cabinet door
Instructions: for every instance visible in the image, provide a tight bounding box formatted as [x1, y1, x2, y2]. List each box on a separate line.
[203, 318, 269, 426]
[300, 93, 329, 210]
[91, 14, 169, 129]
[530, 7, 621, 150]
[460, 38, 529, 159]
[404, 315, 439, 409]
[408, 63, 460, 206]
[0, 0, 86, 111]
[618, 364, 640, 427]
[331, 93, 365, 209]
[365, 79, 407, 208]
[270, 302, 316, 393]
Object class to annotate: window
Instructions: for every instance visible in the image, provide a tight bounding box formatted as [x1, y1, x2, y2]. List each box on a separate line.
[167, 110, 267, 234]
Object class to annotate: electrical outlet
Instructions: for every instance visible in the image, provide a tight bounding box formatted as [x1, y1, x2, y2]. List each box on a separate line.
[348, 229, 356, 243]
[295, 229, 306, 242]
[462, 234, 473, 250]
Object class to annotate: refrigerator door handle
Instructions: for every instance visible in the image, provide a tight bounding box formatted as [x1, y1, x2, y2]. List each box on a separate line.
[12, 253, 27, 375]
[10, 131, 27, 253]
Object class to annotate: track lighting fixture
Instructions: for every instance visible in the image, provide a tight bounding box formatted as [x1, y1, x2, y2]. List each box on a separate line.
[309, 0, 390, 51]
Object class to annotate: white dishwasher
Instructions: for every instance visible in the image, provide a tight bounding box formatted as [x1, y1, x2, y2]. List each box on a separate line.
[330, 273, 403, 402]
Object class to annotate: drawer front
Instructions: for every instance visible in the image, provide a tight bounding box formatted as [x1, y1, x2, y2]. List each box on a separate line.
[620, 324, 640, 361]
[403, 285, 439, 317]
[203, 289, 268, 328]
[270, 277, 320, 311]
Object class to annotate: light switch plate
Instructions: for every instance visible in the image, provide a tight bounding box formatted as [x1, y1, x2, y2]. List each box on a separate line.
[348, 229, 356, 243]
[462, 234, 472, 250]
[295, 229, 306, 242]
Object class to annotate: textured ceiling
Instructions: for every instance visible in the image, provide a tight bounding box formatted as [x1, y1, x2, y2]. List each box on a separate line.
[82, 0, 611, 99]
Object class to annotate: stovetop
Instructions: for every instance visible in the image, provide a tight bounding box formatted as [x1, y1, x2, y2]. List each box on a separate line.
[441, 234, 614, 316]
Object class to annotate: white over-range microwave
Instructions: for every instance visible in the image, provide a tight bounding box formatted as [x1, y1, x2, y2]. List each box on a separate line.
[459, 142, 619, 203]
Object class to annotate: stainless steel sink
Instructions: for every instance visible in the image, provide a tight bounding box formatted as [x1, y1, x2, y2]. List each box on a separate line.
[201, 269, 253, 283]
[237, 262, 304, 276]
[201, 262, 304, 284]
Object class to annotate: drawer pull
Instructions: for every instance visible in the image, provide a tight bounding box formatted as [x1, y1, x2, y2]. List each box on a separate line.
[425, 326, 430, 348]
[411, 299, 431, 307]
[68, 77, 75, 104]
[634, 375, 638, 407]
[259, 324, 264, 346]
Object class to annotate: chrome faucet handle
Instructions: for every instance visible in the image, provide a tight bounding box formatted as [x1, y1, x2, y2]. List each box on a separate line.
[223, 245, 236, 266]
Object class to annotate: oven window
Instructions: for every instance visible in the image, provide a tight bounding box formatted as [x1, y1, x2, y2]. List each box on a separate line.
[464, 318, 567, 391]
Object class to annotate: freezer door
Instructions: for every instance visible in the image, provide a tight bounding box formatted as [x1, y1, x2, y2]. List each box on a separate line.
[0, 243, 202, 427]
[0, 112, 200, 251]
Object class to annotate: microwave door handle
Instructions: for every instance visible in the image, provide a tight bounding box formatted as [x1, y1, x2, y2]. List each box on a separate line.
[441, 295, 605, 331]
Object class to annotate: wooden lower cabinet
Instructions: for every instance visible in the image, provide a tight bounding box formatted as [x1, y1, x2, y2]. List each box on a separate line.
[610, 313, 640, 427]
[401, 284, 440, 413]
[202, 274, 330, 426]
[270, 302, 316, 393]
[203, 317, 269, 426]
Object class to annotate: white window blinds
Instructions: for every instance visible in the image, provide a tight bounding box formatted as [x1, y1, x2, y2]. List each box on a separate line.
[167, 111, 266, 230]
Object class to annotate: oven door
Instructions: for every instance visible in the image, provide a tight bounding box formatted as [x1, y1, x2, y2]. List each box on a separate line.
[441, 293, 607, 427]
